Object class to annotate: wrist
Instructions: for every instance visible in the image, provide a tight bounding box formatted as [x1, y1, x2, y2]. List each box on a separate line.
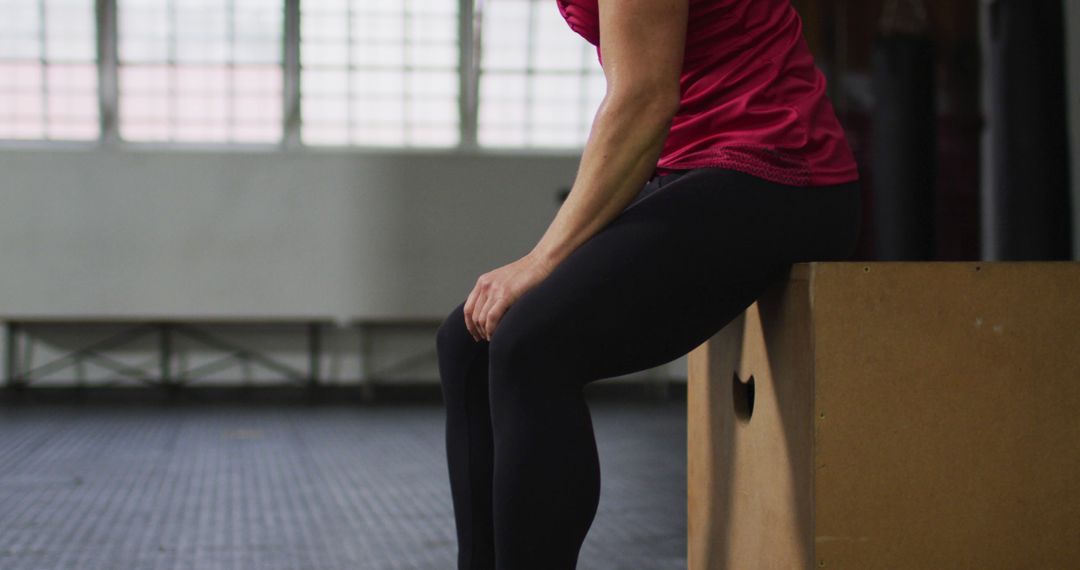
[528, 246, 564, 274]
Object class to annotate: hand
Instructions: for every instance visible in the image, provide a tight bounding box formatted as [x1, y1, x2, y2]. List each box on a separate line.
[464, 253, 557, 342]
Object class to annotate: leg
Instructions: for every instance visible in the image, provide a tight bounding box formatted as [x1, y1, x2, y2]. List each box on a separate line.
[437, 305, 496, 569]
[433, 174, 675, 569]
[485, 168, 860, 568]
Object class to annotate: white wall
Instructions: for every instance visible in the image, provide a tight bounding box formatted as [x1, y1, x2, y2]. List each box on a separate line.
[0, 147, 578, 321]
[0, 146, 687, 386]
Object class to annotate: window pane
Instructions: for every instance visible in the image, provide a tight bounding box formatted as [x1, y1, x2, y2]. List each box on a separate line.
[117, 0, 284, 143]
[477, 0, 604, 149]
[0, 0, 99, 141]
[300, 0, 459, 148]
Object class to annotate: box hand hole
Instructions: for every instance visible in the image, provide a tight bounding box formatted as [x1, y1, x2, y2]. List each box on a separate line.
[731, 371, 755, 423]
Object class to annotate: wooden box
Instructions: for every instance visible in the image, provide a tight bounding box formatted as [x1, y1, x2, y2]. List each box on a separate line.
[687, 262, 1080, 569]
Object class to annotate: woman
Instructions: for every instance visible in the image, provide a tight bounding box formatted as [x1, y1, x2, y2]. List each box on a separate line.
[436, 0, 861, 567]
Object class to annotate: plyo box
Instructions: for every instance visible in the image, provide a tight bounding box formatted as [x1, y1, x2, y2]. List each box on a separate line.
[688, 262, 1080, 569]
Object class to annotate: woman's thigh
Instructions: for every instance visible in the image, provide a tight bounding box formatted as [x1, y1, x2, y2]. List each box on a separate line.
[490, 167, 859, 385]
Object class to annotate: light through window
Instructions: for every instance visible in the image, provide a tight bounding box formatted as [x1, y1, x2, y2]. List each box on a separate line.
[0, 0, 100, 141]
[300, 0, 460, 147]
[117, 0, 284, 143]
[477, 0, 605, 148]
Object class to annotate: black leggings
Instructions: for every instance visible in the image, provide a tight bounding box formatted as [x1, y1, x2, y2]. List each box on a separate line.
[435, 167, 861, 569]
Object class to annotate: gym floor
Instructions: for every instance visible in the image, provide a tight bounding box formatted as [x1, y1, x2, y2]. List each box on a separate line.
[0, 395, 686, 569]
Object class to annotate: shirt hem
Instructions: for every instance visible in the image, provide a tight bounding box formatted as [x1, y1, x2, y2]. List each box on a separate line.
[656, 149, 860, 187]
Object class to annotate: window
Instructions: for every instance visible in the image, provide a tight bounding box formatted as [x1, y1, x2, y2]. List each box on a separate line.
[299, 0, 460, 147]
[117, 0, 284, 143]
[0, 0, 100, 141]
[477, 0, 605, 148]
[1, 0, 599, 151]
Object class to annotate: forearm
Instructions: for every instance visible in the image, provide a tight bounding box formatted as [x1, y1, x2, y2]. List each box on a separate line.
[529, 94, 677, 268]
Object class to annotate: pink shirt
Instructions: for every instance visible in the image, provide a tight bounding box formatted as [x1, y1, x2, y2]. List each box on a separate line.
[556, 0, 860, 187]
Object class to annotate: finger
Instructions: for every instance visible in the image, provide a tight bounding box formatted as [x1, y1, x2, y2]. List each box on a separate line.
[463, 286, 481, 341]
[476, 291, 496, 340]
[484, 299, 509, 341]
[463, 290, 477, 340]
[474, 289, 492, 340]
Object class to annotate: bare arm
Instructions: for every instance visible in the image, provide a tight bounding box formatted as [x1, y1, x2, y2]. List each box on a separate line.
[463, 0, 688, 342]
[529, 0, 689, 269]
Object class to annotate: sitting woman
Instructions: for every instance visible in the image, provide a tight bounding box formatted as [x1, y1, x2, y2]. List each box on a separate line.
[437, 0, 861, 568]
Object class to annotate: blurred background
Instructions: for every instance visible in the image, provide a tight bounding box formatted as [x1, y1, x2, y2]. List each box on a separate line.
[0, 1, 1075, 568]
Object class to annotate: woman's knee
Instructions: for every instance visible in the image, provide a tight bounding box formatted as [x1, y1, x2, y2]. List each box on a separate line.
[436, 302, 484, 392]
[437, 301, 470, 354]
[488, 308, 577, 397]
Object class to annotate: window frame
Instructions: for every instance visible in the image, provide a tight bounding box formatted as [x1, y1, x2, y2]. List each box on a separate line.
[0, 0, 588, 157]
[0, 0, 104, 148]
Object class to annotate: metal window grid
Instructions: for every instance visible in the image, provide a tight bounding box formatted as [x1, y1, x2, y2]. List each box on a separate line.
[475, 0, 605, 149]
[0, 0, 595, 154]
[297, 0, 461, 148]
[0, 0, 100, 141]
[114, 0, 285, 143]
